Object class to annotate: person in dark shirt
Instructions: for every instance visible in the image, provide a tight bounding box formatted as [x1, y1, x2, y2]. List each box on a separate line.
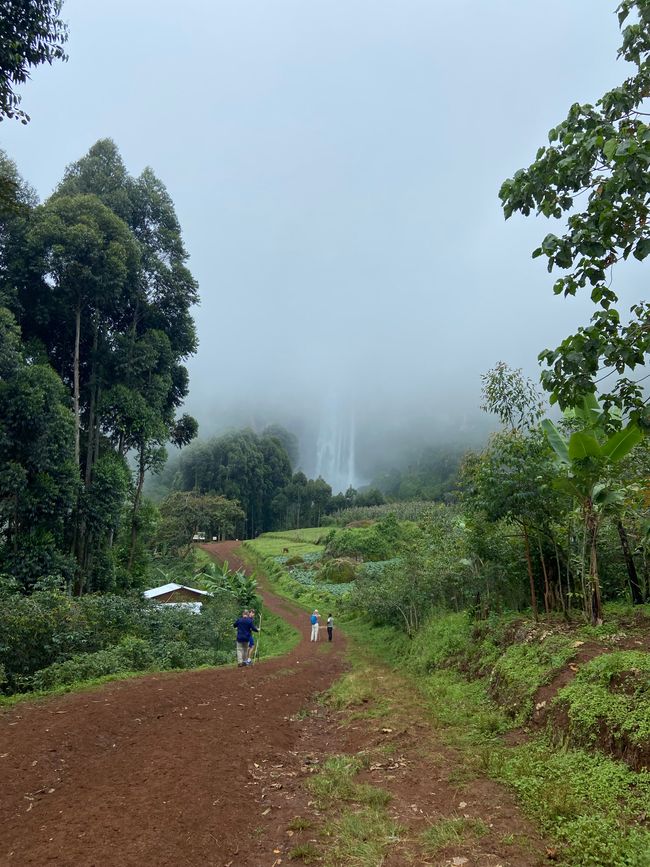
[233, 610, 259, 667]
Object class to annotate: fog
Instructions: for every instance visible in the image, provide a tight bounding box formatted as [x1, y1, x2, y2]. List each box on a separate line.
[2, 1, 643, 488]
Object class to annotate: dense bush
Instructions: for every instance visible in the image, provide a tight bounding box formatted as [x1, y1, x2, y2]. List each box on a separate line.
[325, 515, 406, 562]
[319, 558, 358, 584]
[30, 637, 233, 691]
[0, 588, 238, 694]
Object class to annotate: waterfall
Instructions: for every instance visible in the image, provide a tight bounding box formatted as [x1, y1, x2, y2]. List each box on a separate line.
[314, 397, 358, 494]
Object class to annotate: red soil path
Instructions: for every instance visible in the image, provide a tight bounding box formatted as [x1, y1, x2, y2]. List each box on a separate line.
[0, 542, 346, 866]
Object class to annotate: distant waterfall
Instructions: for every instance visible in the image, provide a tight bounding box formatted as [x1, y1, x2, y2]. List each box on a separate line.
[314, 400, 357, 494]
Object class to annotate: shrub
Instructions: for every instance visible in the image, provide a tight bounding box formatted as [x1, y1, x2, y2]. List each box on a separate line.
[319, 558, 358, 584]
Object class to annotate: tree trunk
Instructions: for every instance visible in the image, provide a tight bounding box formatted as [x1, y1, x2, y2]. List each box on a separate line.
[586, 506, 603, 626]
[73, 302, 81, 468]
[537, 535, 551, 614]
[553, 539, 568, 620]
[522, 524, 538, 620]
[84, 317, 99, 487]
[128, 447, 146, 571]
[616, 519, 644, 605]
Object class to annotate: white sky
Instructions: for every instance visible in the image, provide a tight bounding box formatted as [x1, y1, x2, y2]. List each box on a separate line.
[1, 1, 642, 475]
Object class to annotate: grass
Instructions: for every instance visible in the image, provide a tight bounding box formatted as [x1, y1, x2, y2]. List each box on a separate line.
[555, 650, 650, 755]
[310, 592, 650, 866]
[322, 808, 402, 867]
[288, 842, 320, 862]
[421, 816, 488, 854]
[498, 739, 650, 866]
[255, 605, 301, 660]
[249, 526, 650, 866]
[488, 634, 576, 723]
[264, 528, 331, 544]
[307, 755, 391, 810]
[288, 816, 313, 831]
[297, 751, 400, 866]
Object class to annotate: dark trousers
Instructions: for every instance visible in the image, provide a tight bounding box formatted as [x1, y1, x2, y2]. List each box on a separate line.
[327, 626, 333, 641]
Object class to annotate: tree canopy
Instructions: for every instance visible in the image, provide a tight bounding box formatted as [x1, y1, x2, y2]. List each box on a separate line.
[0, 0, 68, 123]
[500, 1, 650, 422]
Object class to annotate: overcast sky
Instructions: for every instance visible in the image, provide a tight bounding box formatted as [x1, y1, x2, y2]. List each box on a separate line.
[1, 1, 642, 481]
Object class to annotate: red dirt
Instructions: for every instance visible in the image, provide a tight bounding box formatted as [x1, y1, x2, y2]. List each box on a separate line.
[0, 542, 346, 866]
[1, 542, 555, 866]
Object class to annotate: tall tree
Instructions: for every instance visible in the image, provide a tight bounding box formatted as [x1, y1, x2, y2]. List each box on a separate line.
[0, 307, 77, 588]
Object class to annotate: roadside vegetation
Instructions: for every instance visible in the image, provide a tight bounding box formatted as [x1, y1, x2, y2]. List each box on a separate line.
[248, 519, 650, 866]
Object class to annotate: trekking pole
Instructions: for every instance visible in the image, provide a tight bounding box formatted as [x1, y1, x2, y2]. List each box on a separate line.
[253, 611, 263, 663]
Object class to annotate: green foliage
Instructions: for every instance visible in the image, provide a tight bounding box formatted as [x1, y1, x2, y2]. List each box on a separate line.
[196, 559, 259, 608]
[481, 361, 544, 432]
[157, 490, 244, 556]
[0, 0, 68, 123]
[488, 634, 575, 723]
[172, 429, 293, 536]
[556, 651, 650, 754]
[500, 3, 650, 418]
[325, 515, 405, 562]
[318, 557, 358, 583]
[328, 500, 438, 525]
[498, 740, 650, 866]
[0, 589, 239, 694]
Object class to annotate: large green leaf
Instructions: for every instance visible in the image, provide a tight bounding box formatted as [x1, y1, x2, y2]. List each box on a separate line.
[552, 476, 582, 499]
[591, 483, 624, 509]
[581, 393, 603, 427]
[601, 422, 643, 462]
[568, 431, 602, 461]
[541, 419, 569, 464]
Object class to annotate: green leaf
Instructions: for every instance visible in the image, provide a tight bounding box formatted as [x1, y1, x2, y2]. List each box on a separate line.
[580, 393, 602, 427]
[601, 422, 643, 462]
[633, 238, 650, 261]
[568, 431, 602, 461]
[541, 419, 569, 464]
[603, 138, 618, 160]
[552, 476, 582, 499]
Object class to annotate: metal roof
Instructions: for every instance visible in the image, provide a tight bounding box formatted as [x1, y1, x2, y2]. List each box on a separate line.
[143, 582, 210, 599]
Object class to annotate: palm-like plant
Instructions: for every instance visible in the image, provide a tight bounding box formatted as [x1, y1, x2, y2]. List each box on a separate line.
[542, 395, 643, 624]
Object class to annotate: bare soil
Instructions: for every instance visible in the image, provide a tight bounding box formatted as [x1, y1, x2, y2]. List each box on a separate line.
[1, 542, 552, 866]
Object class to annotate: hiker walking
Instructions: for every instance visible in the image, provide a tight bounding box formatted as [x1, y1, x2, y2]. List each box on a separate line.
[310, 609, 320, 641]
[327, 613, 334, 642]
[233, 609, 258, 667]
[247, 608, 257, 664]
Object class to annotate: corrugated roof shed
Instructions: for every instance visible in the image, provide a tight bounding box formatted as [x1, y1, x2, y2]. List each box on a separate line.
[143, 583, 210, 599]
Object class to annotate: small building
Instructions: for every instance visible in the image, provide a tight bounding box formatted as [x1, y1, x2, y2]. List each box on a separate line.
[143, 582, 210, 605]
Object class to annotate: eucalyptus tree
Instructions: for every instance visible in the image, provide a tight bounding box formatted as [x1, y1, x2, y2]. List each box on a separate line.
[500, 2, 650, 419]
[53, 140, 199, 570]
[27, 194, 140, 469]
[26, 193, 139, 590]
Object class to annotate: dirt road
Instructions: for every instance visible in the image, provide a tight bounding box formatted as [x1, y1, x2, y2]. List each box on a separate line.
[0, 542, 346, 866]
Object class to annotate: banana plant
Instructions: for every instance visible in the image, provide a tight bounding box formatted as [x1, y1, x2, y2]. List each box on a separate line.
[195, 560, 259, 608]
[541, 394, 643, 624]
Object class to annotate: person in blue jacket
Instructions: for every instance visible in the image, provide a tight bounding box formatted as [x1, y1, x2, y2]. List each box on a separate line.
[247, 608, 257, 664]
[233, 610, 259, 667]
